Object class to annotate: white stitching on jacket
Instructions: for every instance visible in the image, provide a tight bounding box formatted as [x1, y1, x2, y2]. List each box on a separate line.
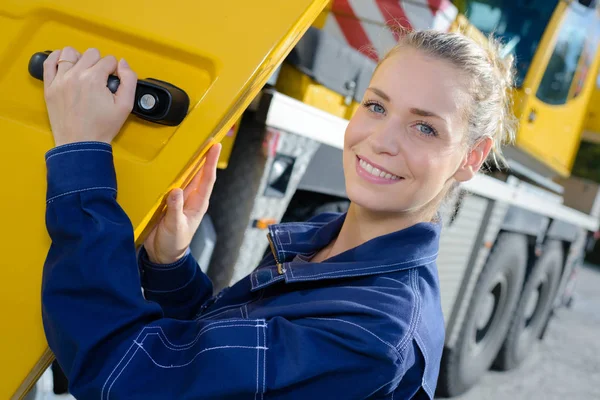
[106, 347, 140, 400]
[284, 260, 437, 283]
[45, 141, 111, 159]
[136, 343, 266, 369]
[255, 321, 260, 400]
[47, 186, 116, 203]
[262, 323, 267, 399]
[103, 320, 267, 399]
[252, 274, 285, 291]
[397, 269, 421, 352]
[287, 254, 438, 279]
[414, 333, 433, 398]
[144, 324, 261, 350]
[101, 342, 137, 400]
[45, 148, 112, 161]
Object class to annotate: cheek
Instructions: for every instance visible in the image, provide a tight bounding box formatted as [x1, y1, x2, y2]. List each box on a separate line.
[344, 111, 372, 148]
[401, 140, 436, 174]
[403, 143, 455, 184]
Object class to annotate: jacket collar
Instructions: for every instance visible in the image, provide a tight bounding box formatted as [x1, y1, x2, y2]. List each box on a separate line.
[250, 212, 440, 291]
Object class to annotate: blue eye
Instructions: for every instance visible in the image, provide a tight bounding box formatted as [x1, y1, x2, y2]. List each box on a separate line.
[415, 122, 437, 136]
[363, 101, 386, 114]
[370, 104, 385, 114]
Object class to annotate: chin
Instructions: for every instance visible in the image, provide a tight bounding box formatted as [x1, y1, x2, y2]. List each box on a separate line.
[345, 183, 406, 214]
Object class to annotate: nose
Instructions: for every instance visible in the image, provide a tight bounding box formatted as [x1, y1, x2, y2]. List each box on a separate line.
[367, 119, 400, 156]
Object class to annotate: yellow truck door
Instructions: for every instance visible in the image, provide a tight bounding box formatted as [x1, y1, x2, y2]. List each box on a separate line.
[0, 1, 327, 398]
[515, 1, 600, 176]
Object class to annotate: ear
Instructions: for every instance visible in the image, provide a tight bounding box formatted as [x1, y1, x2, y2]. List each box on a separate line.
[453, 137, 494, 182]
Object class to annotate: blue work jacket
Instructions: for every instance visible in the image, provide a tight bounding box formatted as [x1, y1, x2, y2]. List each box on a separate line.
[42, 141, 445, 399]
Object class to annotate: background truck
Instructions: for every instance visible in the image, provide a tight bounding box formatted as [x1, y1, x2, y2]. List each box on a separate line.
[4, 0, 600, 398]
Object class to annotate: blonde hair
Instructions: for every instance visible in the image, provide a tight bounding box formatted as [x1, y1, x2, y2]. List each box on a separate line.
[377, 29, 517, 168]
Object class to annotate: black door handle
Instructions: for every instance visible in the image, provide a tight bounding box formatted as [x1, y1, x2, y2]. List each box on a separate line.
[28, 51, 189, 126]
[528, 108, 537, 123]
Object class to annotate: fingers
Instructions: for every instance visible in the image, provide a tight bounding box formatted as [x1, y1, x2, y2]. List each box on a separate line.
[92, 55, 118, 79]
[114, 58, 137, 111]
[72, 48, 101, 73]
[56, 46, 81, 76]
[183, 163, 205, 202]
[43, 50, 61, 89]
[183, 148, 216, 201]
[165, 188, 185, 228]
[184, 143, 222, 220]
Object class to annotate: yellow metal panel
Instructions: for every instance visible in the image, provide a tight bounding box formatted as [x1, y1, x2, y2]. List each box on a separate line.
[275, 63, 353, 118]
[0, 0, 328, 398]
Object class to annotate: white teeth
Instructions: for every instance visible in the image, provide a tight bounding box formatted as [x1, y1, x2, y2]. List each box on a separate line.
[358, 158, 400, 180]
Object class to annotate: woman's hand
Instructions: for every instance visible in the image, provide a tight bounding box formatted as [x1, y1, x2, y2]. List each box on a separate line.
[43, 46, 137, 146]
[143, 143, 222, 264]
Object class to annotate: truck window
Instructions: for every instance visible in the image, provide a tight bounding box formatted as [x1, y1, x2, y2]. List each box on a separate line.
[536, 6, 587, 105]
[462, 0, 558, 87]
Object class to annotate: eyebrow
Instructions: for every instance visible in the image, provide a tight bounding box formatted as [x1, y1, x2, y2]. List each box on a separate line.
[409, 108, 446, 123]
[366, 86, 447, 123]
[367, 87, 390, 101]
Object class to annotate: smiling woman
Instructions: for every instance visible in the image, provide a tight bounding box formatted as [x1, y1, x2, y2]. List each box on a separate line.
[40, 29, 516, 400]
[342, 31, 516, 233]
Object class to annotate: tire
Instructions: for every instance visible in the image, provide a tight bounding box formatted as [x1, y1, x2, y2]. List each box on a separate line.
[206, 112, 268, 292]
[437, 233, 528, 397]
[494, 240, 563, 370]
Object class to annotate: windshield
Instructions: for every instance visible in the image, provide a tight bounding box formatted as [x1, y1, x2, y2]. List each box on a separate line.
[462, 0, 559, 86]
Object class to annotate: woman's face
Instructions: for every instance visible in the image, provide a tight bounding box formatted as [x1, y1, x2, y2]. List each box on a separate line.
[343, 47, 489, 215]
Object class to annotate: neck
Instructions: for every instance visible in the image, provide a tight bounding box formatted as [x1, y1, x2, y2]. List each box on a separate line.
[322, 202, 435, 260]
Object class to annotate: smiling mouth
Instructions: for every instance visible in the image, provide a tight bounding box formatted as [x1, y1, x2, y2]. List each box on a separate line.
[356, 156, 403, 181]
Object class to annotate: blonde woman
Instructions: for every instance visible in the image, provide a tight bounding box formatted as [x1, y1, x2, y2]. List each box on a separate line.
[41, 29, 514, 399]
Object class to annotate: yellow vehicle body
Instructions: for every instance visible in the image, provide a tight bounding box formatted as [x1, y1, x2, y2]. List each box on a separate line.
[513, 1, 600, 176]
[0, 0, 328, 398]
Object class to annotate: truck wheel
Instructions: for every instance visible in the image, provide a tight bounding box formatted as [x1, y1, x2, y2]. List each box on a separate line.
[494, 240, 563, 370]
[206, 112, 268, 292]
[437, 233, 527, 397]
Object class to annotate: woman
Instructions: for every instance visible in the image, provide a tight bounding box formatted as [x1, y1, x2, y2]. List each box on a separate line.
[41, 29, 515, 399]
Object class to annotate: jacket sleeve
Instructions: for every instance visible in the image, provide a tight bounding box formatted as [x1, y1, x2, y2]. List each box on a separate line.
[137, 245, 214, 320]
[42, 142, 404, 400]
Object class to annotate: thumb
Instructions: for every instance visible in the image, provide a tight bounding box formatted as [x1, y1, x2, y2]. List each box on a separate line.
[165, 188, 185, 226]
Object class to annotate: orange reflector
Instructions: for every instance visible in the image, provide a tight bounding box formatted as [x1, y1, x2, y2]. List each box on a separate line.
[484, 241, 493, 249]
[254, 218, 277, 230]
